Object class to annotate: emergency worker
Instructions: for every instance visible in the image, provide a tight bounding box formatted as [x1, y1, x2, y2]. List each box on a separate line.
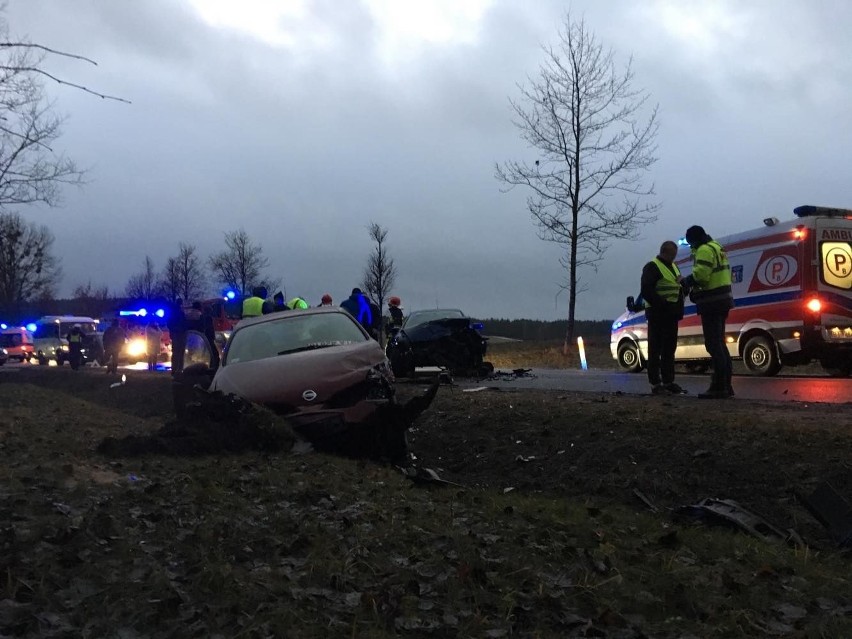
[102, 319, 125, 374]
[286, 296, 309, 310]
[66, 324, 85, 370]
[640, 241, 685, 395]
[319, 293, 333, 307]
[387, 296, 404, 328]
[242, 286, 267, 318]
[146, 321, 162, 371]
[682, 225, 735, 399]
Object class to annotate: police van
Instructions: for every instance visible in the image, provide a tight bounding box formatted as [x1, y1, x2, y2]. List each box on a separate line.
[611, 205, 852, 376]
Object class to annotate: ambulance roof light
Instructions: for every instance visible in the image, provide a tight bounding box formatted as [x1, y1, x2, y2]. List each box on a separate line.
[794, 205, 852, 218]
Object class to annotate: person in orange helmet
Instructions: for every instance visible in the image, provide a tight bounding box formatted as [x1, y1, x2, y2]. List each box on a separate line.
[387, 296, 404, 328]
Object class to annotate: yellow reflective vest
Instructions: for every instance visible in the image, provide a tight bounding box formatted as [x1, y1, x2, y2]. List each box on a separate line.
[691, 240, 733, 308]
[645, 258, 681, 307]
[242, 296, 264, 318]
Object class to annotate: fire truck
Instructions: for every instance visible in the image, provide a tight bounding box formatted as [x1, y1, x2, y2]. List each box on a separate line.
[611, 205, 852, 376]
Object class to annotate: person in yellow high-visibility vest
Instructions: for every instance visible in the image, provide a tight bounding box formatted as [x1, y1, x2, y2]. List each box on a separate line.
[241, 287, 267, 318]
[682, 225, 735, 399]
[640, 241, 685, 395]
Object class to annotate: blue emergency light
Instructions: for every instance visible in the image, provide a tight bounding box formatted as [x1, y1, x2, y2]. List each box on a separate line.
[225, 290, 236, 300]
[155, 308, 165, 318]
[26, 323, 37, 332]
[0, 323, 6, 330]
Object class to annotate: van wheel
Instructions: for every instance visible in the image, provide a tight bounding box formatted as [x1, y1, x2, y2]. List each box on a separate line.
[743, 336, 781, 376]
[617, 341, 643, 373]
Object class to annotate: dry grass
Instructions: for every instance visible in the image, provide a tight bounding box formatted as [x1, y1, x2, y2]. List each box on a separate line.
[486, 338, 617, 370]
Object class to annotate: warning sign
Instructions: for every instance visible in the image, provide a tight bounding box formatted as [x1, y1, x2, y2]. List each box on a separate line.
[822, 241, 851, 290]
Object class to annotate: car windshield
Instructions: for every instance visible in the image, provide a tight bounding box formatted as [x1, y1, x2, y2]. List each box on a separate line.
[404, 309, 466, 329]
[225, 312, 368, 365]
[35, 321, 97, 337]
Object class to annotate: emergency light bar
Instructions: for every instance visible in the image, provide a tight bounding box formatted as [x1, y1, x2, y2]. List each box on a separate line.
[120, 308, 166, 318]
[793, 205, 852, 218]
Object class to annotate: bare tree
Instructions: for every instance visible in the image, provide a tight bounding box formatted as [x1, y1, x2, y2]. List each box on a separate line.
[362, 222, 397, 332]
[495, 15, 659, 343]
[0, 211, 61, 306]
[125, 255, 160, 299]
[159, 242, 205, 303]
[208, 229, 271, 297]
[0, 13, 127, 210]
[71, 279, 111, 318]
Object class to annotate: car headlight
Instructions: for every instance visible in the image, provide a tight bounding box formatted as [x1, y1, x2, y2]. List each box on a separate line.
[126, 337, 147, 357]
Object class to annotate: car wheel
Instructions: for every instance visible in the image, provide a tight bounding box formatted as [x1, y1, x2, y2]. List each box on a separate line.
[742, 336, 781, 376]
[616, 341, 643, 372]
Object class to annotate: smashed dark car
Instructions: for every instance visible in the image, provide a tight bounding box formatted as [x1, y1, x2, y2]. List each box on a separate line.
[180, 308, 439, 461]
[385, 308, 491, 377]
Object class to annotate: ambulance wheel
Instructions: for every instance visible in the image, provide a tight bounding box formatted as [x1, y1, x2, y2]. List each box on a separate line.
[743, 336, 781, 376]
[617, 341, 643, 373]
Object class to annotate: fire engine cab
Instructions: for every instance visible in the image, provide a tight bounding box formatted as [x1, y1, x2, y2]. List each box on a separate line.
[611, 205, 852, 376]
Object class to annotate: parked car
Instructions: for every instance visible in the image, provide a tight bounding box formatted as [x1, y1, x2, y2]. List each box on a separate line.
[385, 308, 491, 377]
[0, 327, 35, 362]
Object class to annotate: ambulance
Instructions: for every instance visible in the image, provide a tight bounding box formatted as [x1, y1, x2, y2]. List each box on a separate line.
[610, 205, 852, 376]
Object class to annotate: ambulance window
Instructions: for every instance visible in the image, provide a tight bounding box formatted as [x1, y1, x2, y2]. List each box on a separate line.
[821, 241, 852, 290]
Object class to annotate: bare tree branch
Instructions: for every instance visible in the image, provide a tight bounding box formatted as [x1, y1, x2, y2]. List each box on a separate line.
[0, 211, 61, 306]
[208, 229, 272, 297]
[496, 14, 659, 341]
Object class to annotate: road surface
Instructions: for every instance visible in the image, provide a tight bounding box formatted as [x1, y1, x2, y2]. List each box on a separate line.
[453, 368, 851, 404]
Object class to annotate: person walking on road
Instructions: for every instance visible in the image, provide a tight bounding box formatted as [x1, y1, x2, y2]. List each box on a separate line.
[640, 241, 686, 395]
[682, 225, 735, 399]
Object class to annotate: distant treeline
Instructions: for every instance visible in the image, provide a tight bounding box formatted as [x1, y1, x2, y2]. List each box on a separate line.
[477, 318, 612, 341]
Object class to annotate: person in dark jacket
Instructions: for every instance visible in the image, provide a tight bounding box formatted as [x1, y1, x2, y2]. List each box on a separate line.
[640, 241, 685, 395]
[167, 298, 187, 376]
[340, 288, 380, 339]
[387, 296, 404, 328]
[102, 319, 126, 374]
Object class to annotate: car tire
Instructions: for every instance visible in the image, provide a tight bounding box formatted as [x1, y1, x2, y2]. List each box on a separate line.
[617, 341, 643, 373]
[742, 336, 781, 376]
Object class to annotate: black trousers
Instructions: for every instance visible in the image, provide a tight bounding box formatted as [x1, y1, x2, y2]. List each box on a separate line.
[701, 311, 732, 387]
[646, 312, 679, 386]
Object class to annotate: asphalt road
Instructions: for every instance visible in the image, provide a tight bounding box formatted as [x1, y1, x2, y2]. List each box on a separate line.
[456, 368, 852, 404]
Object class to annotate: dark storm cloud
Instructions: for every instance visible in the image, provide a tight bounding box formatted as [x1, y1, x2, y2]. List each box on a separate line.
[5, 0, 852, 322]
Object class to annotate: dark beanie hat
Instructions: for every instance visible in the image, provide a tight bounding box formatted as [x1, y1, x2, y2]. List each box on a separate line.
[685, 225, 706, 245]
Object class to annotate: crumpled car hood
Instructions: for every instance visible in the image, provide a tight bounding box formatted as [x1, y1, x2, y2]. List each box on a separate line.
[210, 340, 388, 408]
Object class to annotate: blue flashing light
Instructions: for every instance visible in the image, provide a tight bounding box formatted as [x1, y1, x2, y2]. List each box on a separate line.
[677, 237, 690, 246]
[0, 323, 6, 330]
[155, 308, 165, 318]
[26, 323, 37, 332]
[139, 308, 148, 317]
[225, 290, 236, 300]
[472, 322, 484, 331]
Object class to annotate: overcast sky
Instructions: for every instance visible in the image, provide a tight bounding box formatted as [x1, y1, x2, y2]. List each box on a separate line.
[6, 1, 851, 321]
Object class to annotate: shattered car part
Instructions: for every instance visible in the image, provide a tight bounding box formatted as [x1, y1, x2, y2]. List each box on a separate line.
[801, 482, 852, 547]
[676, 498, 791, 544]
[385, 308, 491, 377]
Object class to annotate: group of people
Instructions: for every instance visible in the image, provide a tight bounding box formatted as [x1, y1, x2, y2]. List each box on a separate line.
[240, 286, 406, 340]
[641, 225, 734, 399]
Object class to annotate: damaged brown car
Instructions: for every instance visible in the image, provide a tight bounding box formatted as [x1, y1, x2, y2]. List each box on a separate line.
[185, 307, 437, 461]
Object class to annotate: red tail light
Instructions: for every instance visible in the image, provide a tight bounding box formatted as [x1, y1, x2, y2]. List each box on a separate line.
[805, 297, 822, 313]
